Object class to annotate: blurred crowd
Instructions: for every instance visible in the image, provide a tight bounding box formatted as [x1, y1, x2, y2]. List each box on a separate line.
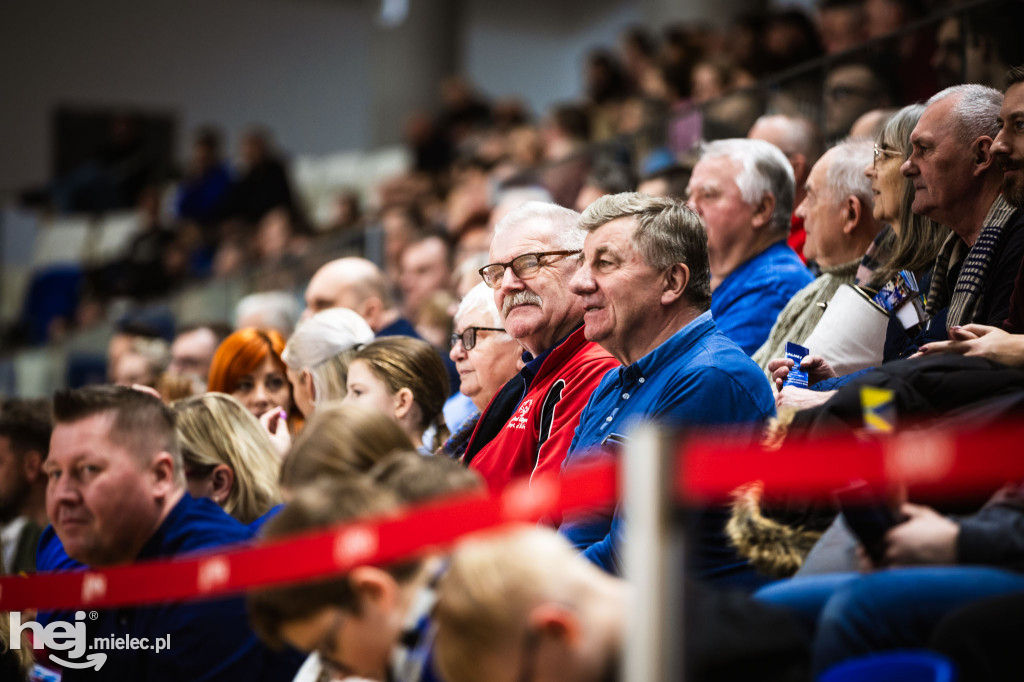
[3, 0, 1024, 681]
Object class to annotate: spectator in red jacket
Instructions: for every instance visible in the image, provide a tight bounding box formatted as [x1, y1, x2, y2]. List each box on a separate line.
[462, 202, 619, 489]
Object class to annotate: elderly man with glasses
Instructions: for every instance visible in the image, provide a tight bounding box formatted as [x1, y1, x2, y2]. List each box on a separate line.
[460, 202, 619, 490]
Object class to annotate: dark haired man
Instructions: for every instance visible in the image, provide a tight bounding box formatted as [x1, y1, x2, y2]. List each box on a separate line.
[0, 398, 51, 574]
[35, 385, 300, 681]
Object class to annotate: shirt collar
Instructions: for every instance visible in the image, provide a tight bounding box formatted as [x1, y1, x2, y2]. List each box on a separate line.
[520, 325, 581, 381]
[622, 310, 714, 383]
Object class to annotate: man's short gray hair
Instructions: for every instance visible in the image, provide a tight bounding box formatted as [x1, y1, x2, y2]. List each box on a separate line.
[234, 291, 302, 337]
[578, 192, 712, 311]
[749, 114, 824, 164]
[454, 282, 503, 329]
[926, 84, 1003, 144]
[493, 201, 585, 251]
[698, 138, 795, 233]
[823, 138, 874, 209]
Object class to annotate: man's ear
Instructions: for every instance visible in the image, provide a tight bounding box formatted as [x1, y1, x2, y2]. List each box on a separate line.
[751, 193, 777, 230]
[661, 263, 690, 305]
[359, 297, 384, 327]
[210, 464, 235, 505]
[151, 451, 178, 496]
[349, 566, 398, 610]
[393, 387, 415, 421]
[841, 195, 863, 235]
[972, 136, 995, 176]
[528, 603, 581, 646]
[22, 450, 43, 484]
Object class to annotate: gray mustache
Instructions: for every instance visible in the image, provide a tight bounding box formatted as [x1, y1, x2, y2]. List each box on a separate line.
[502, 290, 543, 316]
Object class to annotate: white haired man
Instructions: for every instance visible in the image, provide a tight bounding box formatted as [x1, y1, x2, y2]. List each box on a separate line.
[463, 202, 619, 489]
[687, 138, 813, 355]
[752, 138, 881, 372]
[748, 113, 825, 261]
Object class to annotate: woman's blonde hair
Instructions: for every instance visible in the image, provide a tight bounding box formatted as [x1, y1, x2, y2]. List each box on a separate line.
[279, 402, 414, 491]
[282, 308, 374, 406]
[173, 393, 282, 524]
[352, 336, 450, 451]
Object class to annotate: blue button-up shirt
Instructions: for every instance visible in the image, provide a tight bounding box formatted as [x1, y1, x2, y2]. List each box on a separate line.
[711, 240, 813, 355]
[558, 311, 775, 580]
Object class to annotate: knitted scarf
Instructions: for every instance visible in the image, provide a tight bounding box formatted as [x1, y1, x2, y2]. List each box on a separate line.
[753, 258, 860, 373]
[925, 195, 1016, 329]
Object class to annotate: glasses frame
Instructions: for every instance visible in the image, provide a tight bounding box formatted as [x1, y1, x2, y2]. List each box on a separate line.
[873, 143, 902, 169]
[478, 250, 582, 289]
[451, 326, 506, 351]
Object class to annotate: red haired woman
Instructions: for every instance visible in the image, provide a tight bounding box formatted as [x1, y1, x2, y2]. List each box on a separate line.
[208, 328, 302, 435]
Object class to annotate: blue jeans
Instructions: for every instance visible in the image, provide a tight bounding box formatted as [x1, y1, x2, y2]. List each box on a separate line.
[757, 567, 1024, 676]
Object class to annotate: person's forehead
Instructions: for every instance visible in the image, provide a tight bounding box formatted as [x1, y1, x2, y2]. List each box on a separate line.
[1002, 83, 1024, 119]
[403, 238, 447, 266]
[828, 65, 873, 88]
[807, 154, 832, 188]
[51, 413, 120, 458]
[915, 98, 956, 140]
[490, 219, 561, 260]
[173, 328, 216, 353]
[691, 155, 740, 187]
[586, 216, 638, 251]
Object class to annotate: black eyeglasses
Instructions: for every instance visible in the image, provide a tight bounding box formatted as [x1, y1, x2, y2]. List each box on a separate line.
[479, 250, 581, 289]
[451, 326, 506, 350]
[873, 143, 902, 168]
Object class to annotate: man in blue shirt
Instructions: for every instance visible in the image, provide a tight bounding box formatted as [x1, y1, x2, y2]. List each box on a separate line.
[35, 385, 300, 681]
[687, 138, 813, 354]
[560, 193, 776, 586]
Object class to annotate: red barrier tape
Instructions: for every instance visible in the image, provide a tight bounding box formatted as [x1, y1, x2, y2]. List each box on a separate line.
[0, 460, 617, 612]
[5, 420, 1024, 613]
[677, 423, 1024, 503]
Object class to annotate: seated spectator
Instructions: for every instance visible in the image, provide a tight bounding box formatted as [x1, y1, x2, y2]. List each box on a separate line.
[441, 282, 520, 457]
[857, 103, 946, 291]
[574, 159, 636, 212]
[303, 257, 419, 338]
[278, 403, 413, 497]
[817, 0, 867, 55]
[559, 193, 774, 584]
[167, 321, 233, 392]
[773, 81, 1024, 404]
[636, 163, 690, 200]
[463, 202, 619, 489]
[399, 232, 454, 321]
[747, 113, 824, 261]
[344, 336, 450, 454]
[37, 385, 301, 680]
[249, 464, 481, 682]
[752, 138, 880, 372]
[822, 61, 895, 141]
[174, 126, 232, 226]
[222, 127, 297, 227]
[208, 328, 302, 435]
[110, 336, 171, 388]
[281, 308, 374, 416]
[433, 527, 809, 682]
[235, 291, 302, 338]
[107, 319, 169, 382]
[0, 399, 51, 574]
[173, 393, 282, 527]
[414, 290, 457, 351]
[687, 138, 813, 354]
